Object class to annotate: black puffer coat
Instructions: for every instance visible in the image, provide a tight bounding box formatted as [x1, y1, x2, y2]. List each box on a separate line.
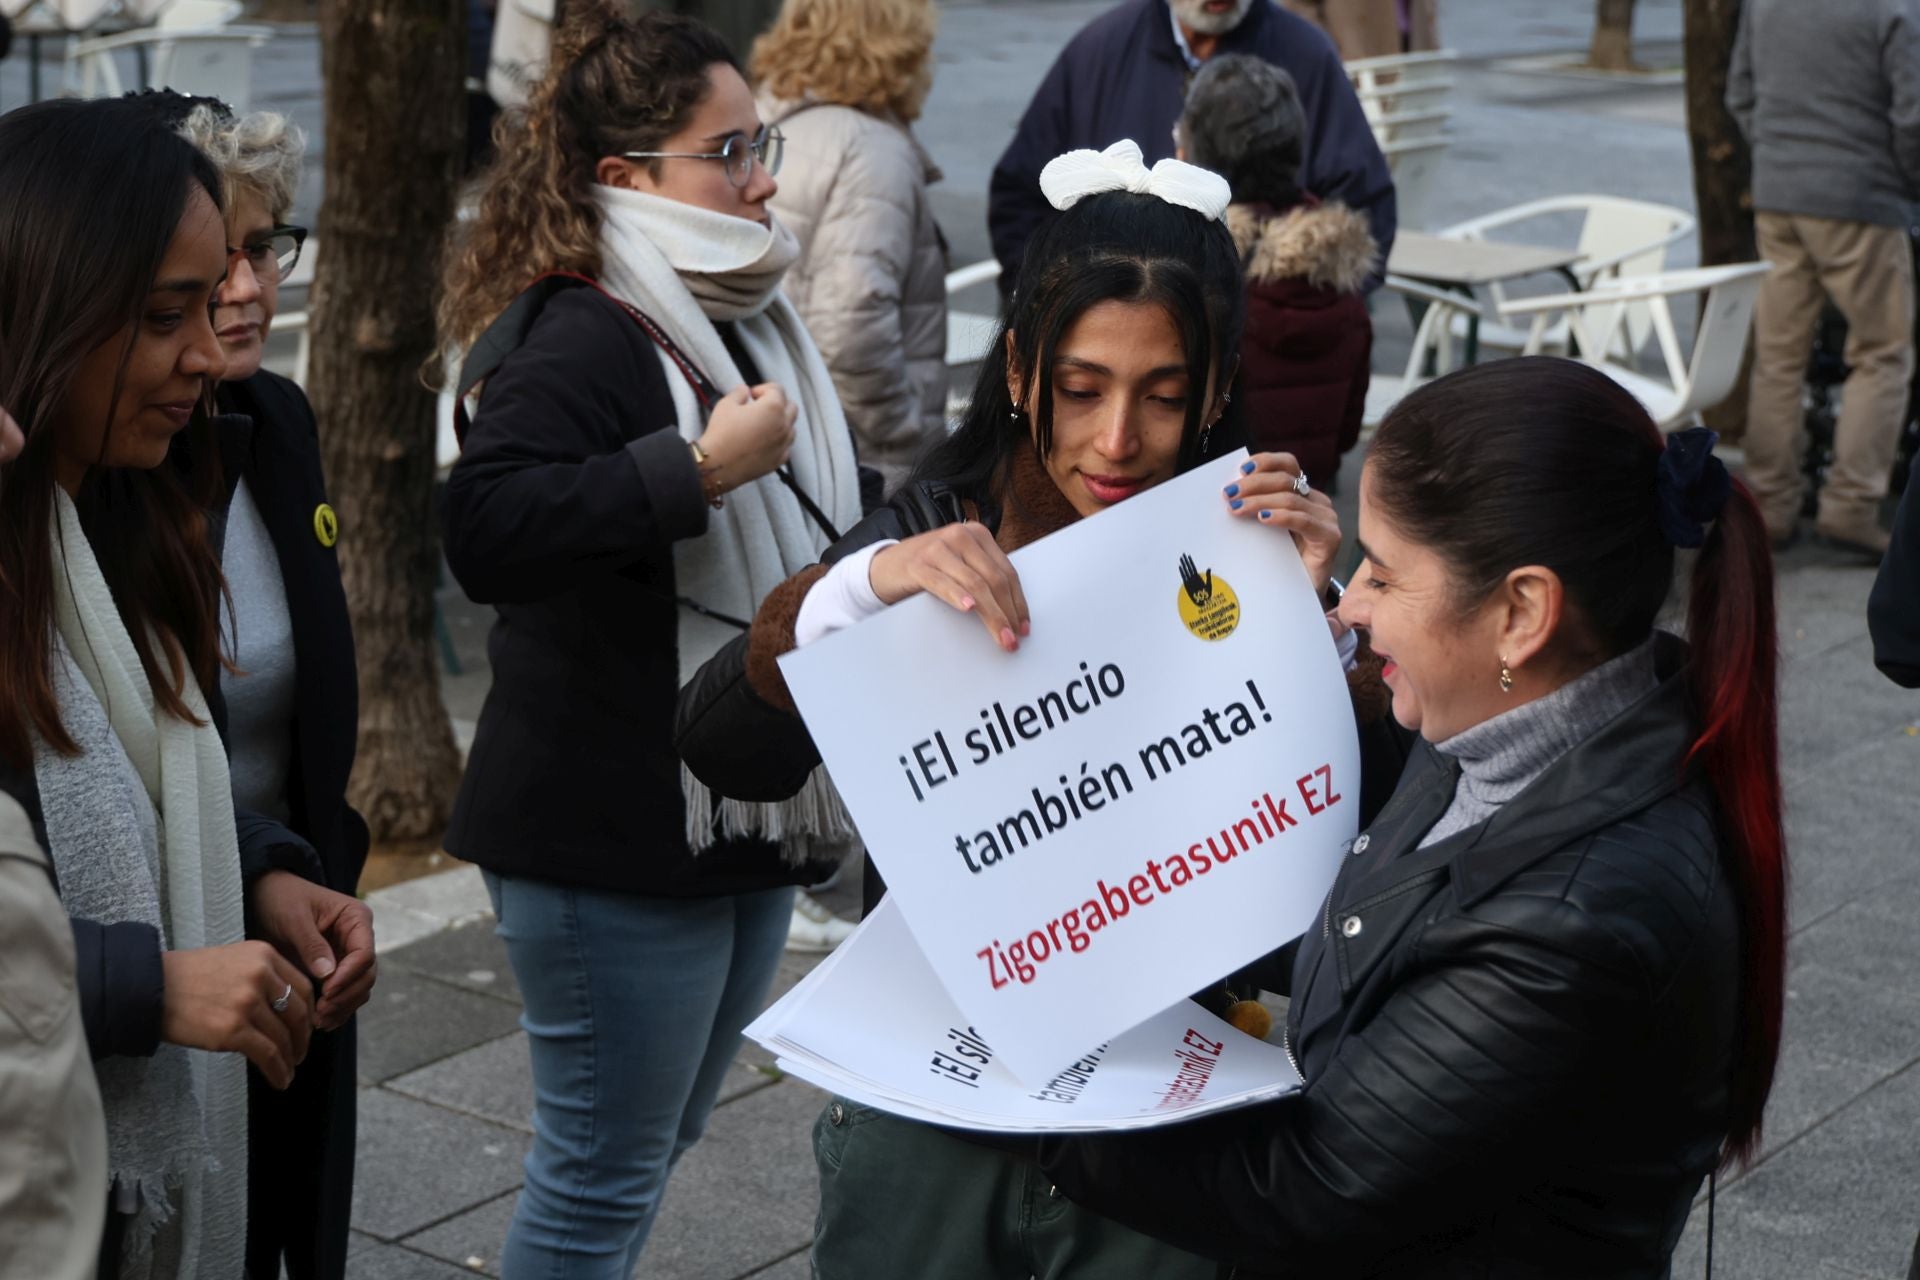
[1037, 633, 1742, 1278]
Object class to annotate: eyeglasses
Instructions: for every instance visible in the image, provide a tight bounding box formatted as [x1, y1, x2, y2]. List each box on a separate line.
[623, 125, 784, 190]
[227, 225, 308, 285]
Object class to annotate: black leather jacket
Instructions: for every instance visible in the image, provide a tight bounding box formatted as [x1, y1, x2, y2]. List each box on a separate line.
[1038, 633, 1742, 1278]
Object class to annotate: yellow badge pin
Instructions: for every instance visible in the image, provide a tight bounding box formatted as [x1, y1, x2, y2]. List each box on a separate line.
[1176, 552, 1240, 642]
[313, 503, 339, 548]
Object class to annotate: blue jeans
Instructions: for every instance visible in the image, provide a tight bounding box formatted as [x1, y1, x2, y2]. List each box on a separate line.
[483, 873, 794, 1279]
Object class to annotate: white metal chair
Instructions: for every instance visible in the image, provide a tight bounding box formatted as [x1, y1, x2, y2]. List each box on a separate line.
[65, 20, 268, 104]
[152, 0, 242, 26]
[1364, 274, 1483, 428]
[48, 0, 112, 27]
[1363, 104, 1450, 145]
[1433, 194, 1697, 357]
[1379, 136, 1451, 233]
[1347, 50, 1458, 149]
[1497, 262, 1770, 431]
[1346, 51, 1457, 106]
[944, 258, 1002, 421]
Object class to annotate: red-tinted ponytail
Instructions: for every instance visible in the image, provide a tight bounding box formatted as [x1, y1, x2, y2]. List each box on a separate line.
[1684, 477, 1786, 1168]
[1371, 359, 1790, 1170]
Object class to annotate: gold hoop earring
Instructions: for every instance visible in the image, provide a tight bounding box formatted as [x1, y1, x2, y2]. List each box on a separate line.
[1499, 658, 1514, 694]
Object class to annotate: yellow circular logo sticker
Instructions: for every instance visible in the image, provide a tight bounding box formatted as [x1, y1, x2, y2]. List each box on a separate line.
[313, 503, 339, 548]
[1176, 553, 1240, 642]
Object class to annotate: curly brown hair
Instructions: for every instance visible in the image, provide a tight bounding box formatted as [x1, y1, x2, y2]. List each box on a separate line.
[438, 3, 738, 352]
[751, 0, 936, 122]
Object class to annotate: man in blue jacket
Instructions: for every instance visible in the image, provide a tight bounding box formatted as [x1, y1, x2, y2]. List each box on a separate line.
[988, 0, 1395, 289]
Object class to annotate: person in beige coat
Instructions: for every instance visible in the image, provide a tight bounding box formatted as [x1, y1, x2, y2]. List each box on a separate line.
[0, 790, 108, 1280]
[1282, 0, 1440, 57]
[753, 0, 948, 498]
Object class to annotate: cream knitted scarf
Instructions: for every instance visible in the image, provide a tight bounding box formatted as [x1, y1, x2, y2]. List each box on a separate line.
[593, 186, 862, 858]
[34, 488, 247, 1275]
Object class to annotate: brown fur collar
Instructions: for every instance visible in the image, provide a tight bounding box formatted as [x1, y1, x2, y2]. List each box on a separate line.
[995, 444, 1084, 552]
[1227, 201, 1378, 293]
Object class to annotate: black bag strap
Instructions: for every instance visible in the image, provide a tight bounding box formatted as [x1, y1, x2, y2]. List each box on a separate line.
[452, 270, 843, 545]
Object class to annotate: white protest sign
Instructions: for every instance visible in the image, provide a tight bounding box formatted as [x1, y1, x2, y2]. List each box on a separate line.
[748, 899, 1301, 1132]
[778, 453, 1360, 1083]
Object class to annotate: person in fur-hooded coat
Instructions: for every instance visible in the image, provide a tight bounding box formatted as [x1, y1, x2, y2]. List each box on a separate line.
[1181, 54, 1378, 489]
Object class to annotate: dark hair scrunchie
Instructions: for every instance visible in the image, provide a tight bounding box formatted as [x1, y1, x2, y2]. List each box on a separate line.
[1655, 427, 1731, 548]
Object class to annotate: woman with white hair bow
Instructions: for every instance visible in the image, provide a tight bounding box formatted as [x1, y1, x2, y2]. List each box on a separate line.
[677, 139, 1397, 1280]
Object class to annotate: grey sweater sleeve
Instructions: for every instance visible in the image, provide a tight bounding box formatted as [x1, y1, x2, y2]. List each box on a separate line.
[1886, 0, 1920, 197]
[1725, 3, 1755, 142]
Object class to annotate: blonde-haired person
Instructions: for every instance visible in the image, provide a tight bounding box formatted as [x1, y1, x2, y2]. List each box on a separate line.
[439, 4, 861, 1274]
[163, 93, 376, 1280]
[751, 0, 947, 498]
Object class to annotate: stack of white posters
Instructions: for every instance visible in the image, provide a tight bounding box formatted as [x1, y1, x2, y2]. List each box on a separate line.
[747, 898, 1302, 1133]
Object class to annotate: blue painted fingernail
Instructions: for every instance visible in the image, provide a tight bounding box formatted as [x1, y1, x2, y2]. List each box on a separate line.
[1241, 461, 1256, 475]
[1224, 483, 1240, 497]
[1230, 498, 1244, 510]
[1259, 509, 1272, 520]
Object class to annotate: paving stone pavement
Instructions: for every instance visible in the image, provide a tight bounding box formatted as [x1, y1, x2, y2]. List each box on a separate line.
[9, 0, 1914, 1273]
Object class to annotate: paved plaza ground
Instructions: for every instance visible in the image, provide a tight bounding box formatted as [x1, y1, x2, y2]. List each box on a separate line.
[9, 0, 1918, 1273]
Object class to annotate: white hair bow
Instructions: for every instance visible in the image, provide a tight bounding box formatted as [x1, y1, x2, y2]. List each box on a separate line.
[1038, 139, 1232, 223]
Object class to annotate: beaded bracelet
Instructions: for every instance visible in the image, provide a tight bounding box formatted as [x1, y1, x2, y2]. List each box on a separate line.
[689, 440, 725, 509]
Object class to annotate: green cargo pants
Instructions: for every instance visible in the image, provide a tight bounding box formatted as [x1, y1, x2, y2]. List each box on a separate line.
[811, 1099, 1226, 1279]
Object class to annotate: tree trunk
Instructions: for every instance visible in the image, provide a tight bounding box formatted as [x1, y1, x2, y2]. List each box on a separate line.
[313, 0, 465, 842]
[1684, 0, 1756, 437]
[1587, 0, 1639, 71]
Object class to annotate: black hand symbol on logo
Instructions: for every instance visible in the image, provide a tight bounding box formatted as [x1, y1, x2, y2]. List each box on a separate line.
[1179, 553, 1213, 607]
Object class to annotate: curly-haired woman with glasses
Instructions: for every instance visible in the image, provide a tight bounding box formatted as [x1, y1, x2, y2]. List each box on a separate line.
[437, 3, 863, 1274]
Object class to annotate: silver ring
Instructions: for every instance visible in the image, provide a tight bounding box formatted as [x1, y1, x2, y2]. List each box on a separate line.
[1292, 473, 1312, 498]
[270, 983, 293, 1014]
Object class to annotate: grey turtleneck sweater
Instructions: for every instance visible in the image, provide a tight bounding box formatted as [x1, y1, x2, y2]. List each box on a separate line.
[1419, 639, 1661, 849]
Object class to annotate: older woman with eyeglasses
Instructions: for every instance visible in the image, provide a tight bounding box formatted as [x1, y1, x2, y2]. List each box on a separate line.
[436, 5, 861, 1274]
[155, 95, 376, 1280]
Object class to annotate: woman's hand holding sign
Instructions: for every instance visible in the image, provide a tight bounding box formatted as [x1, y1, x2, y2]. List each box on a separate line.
[1222, 452, 1342, 595]
[870, 523, 1033, 653]
[868, 453, 1339, 656]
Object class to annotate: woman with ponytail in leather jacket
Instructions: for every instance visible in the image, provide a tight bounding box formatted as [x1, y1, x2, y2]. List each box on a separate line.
[1037, 356, 1788, 1278]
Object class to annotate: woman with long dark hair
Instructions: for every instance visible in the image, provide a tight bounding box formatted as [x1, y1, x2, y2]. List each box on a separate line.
[0, 96, 316, 1278]
[677, 141, 1398, 1279]
[1035, 356, 1787, 1277]
[437, 4, 860, 1273]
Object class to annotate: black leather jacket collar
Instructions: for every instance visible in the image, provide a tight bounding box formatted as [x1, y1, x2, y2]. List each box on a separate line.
[1291, 631, 1698, 1068]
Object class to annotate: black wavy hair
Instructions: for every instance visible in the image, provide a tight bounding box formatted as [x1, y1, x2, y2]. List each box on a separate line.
[0, 96, 229, 765]
[910, 189, 1246, 504]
